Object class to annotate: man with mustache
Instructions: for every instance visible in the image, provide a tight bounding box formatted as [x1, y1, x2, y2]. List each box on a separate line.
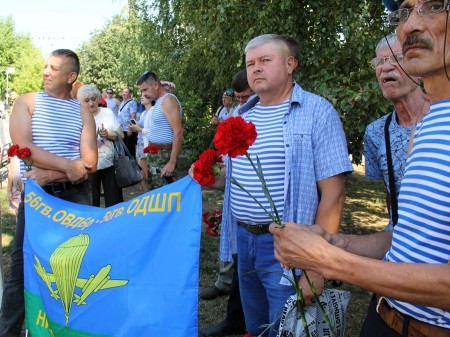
[270, 1, 450, 336]
[364, 33, 429, 231]
[362, 32, 430, 336]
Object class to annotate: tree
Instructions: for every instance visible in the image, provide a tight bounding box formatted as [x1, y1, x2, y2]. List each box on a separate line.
[0, 17, 43, 98]
[79, 0, 393, 163]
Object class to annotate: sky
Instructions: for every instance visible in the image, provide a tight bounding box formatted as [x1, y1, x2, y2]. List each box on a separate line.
[1, 0, 127, 56]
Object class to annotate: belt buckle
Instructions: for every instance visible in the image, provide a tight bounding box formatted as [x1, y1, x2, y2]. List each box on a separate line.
[376, 295, 385, 314]
[47, 182, 72, 194]
[255, 224, 266, 234]
[52, 183, 65, 193]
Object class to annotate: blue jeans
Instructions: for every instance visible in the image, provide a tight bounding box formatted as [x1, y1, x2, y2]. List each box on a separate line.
[0, 182, 92, 337]
[237, 225, 294, 337]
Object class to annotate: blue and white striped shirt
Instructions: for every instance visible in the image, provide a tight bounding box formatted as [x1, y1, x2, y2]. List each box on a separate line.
[21, 92, 82, 177]
[230, 101, 288, 223]
[384, 100, 450, 328]
[147, 93, 182, 144]
[219, 83, 353, 261]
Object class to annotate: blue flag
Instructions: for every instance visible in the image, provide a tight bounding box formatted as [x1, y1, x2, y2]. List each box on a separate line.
[23, 176, 202, 337]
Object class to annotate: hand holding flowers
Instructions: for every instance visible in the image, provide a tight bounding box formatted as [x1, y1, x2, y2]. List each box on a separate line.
[192, 116, 338, 337]
[8, 144, 32, 171]
[193, 116, 283, 226]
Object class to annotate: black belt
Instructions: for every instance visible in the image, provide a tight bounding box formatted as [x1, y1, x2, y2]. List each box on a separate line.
[43, 181, 84, 195]
[238, 221, 271, 235]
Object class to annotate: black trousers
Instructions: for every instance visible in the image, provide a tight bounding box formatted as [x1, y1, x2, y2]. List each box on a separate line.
[359, 295, 402, 337]
[225, 254, 245, 326]
[123, 132, 137, 159]
[88, 165, 123, 207]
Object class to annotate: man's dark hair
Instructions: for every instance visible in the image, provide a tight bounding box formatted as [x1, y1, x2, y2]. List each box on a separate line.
[136, 70, 161, 86]
[50, 49, 80, 75]
[232, 69, 251, 92]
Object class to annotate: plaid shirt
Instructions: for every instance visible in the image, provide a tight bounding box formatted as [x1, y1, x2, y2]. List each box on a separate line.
[220, 82, 353, 261]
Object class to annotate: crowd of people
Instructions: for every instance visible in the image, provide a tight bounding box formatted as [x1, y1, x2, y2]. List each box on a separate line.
[2, 0, 450, 336]
[0, 51, 184, 336]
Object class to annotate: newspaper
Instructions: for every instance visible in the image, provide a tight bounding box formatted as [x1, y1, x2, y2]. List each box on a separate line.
[276, 288, 352, 337]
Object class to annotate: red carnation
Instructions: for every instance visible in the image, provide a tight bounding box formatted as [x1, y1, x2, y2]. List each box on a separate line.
[212, 210, 222, 223]
[193, 149, 223, 187]
[203, 210, 222, 237]
[213, 116, 257, 158]
[8, 144, 33, 171]
[202, 212, 214, 226]
[7, 144, 19, 157]
[144, 145, 159, 154]
[17, 147, 31, 159]
[206, 226, 219, 237]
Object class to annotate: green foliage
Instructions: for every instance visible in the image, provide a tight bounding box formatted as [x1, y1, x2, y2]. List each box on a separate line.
[180, 91, 216, 161]
[0, 17, 43, 98]
[77, 0, 393, 162]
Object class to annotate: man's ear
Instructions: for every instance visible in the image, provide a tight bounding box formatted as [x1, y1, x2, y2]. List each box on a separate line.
[68, 72, 78, 85]
[286, 56, 299, 75]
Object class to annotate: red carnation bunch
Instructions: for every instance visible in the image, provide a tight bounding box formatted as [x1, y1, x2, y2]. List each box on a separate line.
[18, 147, 31, 159]
[213, 116, 257, 157]
[202, 210, 222, 237]
[8, 144, 32, 171]
[143, 145, 159, 154]
[7, 144, 19, 157]
[193, 149, 223, 186]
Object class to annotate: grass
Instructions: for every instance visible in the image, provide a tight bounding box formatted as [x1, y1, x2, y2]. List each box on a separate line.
[0, 163, 387, 337]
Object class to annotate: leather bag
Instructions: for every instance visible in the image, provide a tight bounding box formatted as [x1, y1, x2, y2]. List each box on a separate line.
[113, 134, 143, 188]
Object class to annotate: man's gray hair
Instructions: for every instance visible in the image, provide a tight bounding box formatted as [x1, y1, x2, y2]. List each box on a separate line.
[376, 33, 400, 53]
[77, 84, 101, 102]
[245, 34, 300, 61]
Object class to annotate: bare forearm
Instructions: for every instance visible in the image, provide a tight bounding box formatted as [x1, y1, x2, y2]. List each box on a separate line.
[10, 140, 70, 172]
[325, 248, 450, 309]
[271, 223, 450, 310]
[315, 195, 345, 234]
[315, 175, 346, 233]
[169, 130, 183, 165]
[338, 231, 392, 259]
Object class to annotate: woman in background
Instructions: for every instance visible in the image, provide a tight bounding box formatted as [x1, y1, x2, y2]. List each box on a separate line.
[129, 93, 154, 193]
[77, 85, 124, 207]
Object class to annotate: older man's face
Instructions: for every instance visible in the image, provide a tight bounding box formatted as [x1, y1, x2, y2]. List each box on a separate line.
[396, 0, 450, 79]
[375, 42, 420, 102]
[122, 88, 131, 100]
[245, 41, 293, 97]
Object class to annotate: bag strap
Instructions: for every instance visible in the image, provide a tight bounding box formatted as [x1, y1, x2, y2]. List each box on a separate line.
[113, 132, 133, 158]
[119, 99, 132, 113]
[384, 112, 398, 226]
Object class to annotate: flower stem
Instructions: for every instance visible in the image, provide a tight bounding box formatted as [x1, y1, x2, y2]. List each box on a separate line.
[244, 153, 283, 226]
[290, 270, 310, 337]
[228, 176, 281, 225]
[303, 271, 337, 337]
